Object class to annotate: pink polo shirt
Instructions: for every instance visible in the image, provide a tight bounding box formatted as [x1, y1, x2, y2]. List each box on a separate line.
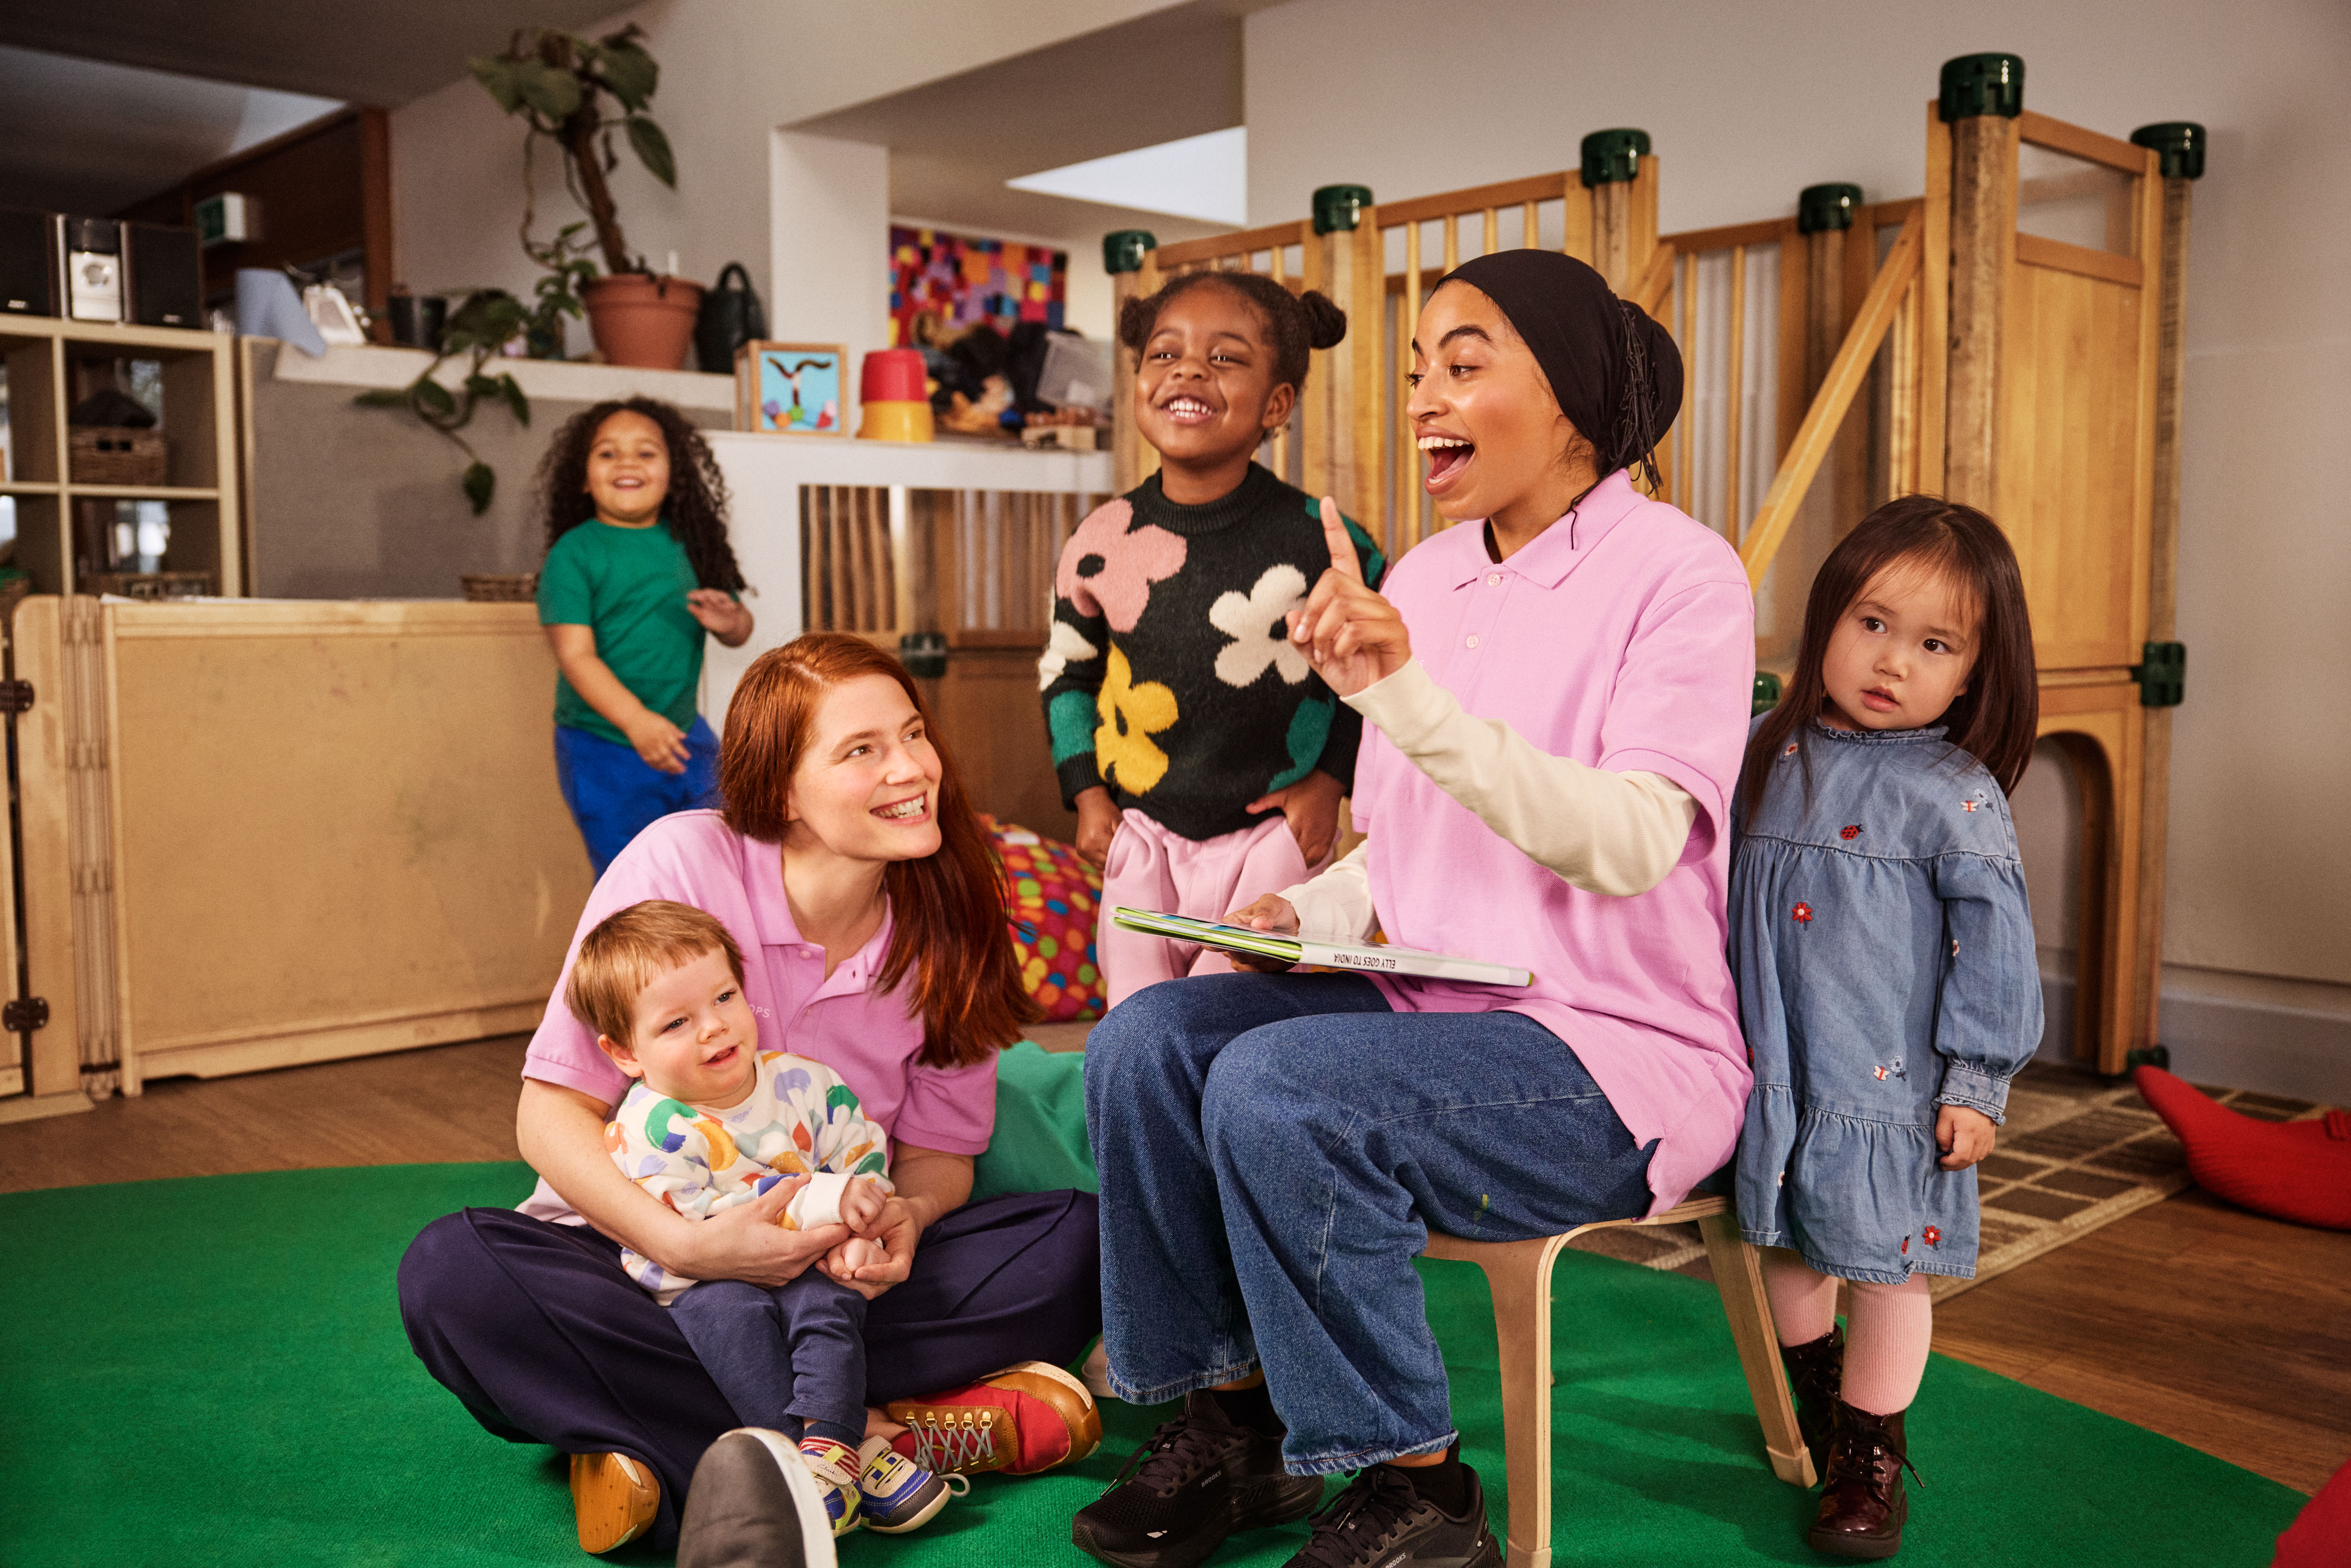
[1357, 471, 1754, 1216]
[516, 810, 996, 1225]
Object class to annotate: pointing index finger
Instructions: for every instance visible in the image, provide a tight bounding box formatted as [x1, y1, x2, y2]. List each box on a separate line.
[1317, 496, 1364, 585]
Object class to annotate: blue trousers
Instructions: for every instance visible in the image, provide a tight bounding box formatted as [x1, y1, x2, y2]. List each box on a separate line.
[1085, 974, 1655, 1474]
[397, 1189, 1099, 1550]
[670, 1274, 870, 1446]
[553, 716, 722, 876]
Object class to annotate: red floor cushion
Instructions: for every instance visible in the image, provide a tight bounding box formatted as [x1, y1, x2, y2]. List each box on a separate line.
[2274, 1453, 2351, 1566]
[2134, 1066, 2351, 1231]
[983, 816, 1105, 1023]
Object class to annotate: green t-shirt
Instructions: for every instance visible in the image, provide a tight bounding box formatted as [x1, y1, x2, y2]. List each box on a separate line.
[537, 519, 707, 745]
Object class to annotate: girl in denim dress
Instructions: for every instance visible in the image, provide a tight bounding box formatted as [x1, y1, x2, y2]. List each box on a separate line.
[1732, 497, 2042, 1561]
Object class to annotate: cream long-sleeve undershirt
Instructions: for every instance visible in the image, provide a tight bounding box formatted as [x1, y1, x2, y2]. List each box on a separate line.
[1277, 658, 1698, 937]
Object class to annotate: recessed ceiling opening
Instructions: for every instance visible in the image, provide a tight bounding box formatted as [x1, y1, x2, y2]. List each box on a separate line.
[1006, 126, 1246, 228]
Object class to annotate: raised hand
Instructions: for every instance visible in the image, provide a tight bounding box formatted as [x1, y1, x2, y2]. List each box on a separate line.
[1286, 497, 1410, 698]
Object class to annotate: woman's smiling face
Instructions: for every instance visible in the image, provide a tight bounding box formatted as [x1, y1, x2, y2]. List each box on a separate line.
[784, 673, 944, 863]
[1133, 282, 1294, 470]
[1407, 281, 1587, 525]
[583, 409, 670, 526]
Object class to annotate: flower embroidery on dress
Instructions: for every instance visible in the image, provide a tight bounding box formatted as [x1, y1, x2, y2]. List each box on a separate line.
[1840, 824, 1863, 840]
[1961, 800, 1980, 812]
[1093, 646, 1179, 793]
[1792, 902, 1814, 924]
[1873, 1058, 1907, 1082]
[1056, 499, 1187, 633]
[1901, 1234, 1910, 1255]
[1951, 938, 1961, 957]
[1922, 1226, 1942, 1248]
[1783, 743, 1799, 757]
[1207, 563, 1313, 688]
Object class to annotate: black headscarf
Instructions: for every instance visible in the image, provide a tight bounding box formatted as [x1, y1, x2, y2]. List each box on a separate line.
[1435, 250, 1682, 493]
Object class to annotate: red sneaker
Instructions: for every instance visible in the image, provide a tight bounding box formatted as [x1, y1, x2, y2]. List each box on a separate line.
[884, 1360, 1103, 1477]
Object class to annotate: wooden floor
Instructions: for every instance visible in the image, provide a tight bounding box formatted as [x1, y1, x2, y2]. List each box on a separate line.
[2, 1035, 2344, 1497]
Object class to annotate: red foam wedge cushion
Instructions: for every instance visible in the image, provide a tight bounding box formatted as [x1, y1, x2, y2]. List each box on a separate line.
[2133, 1066, 2351, 1231]
[2274, 1453, 2351, 1566]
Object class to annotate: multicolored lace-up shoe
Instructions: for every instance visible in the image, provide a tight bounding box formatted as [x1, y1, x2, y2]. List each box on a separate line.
[796, 1436, 864, 1537]
[883, 1360, 1104, 1476]
[855, 1434, 967, 1534]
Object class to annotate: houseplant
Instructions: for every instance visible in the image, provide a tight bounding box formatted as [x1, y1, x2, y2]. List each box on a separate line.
[353, 289, 530, 514]
[470, 24, 701, 369]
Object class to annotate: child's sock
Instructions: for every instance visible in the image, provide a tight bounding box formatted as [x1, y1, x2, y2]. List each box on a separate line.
[1842, 1275, 1932, 1414]
[1208, 1380, 1281, 1435]
[1387, 1445, 1471, 1516]
[1761, 1248, 1842, 1346]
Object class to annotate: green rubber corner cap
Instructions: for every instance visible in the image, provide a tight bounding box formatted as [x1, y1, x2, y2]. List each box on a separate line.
[2131, 122, 2207, 180]
[1798, 183, 1864, 235]
[1312, 184, 1373, 235]
[1939, 53, 2025, 121]
[1103, 230, 1157, 275]
[1580, 128, 1652, 188]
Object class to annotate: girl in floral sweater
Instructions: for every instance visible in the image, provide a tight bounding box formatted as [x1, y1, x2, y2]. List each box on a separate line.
[1039, 272, 1383, 1005]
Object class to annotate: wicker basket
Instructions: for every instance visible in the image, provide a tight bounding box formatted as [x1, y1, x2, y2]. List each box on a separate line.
[83, 571, 214, 600]
[69, 429, 169, 486]
[460, 573, 540, 603]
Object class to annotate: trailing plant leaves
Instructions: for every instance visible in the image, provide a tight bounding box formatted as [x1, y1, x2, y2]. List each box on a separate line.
[463, 462, 496, 515]
[625, 115, 676, 188]
[467, 55, 526, 113]
[414, 379, 457, 420]
[512, 58, 584, 121]
[352, 388, 408, 408]
[498, 374, 530, 427]
[596, 43, 658, 110]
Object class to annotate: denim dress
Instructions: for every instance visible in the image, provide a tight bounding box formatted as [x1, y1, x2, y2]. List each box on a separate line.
[1731, 720, 2041, 1283]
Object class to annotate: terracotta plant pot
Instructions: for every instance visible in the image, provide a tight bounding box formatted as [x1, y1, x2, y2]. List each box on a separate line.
[582, 274, 706, 370]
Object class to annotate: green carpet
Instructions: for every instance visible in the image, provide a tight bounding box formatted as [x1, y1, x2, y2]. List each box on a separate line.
[0, 1163, 2299, 1567]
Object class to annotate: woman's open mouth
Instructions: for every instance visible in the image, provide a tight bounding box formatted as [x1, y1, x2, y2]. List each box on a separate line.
[1419, 433, 1474, 492]
[1159, 395, 1216, 426]
[872, 793, 930, 824]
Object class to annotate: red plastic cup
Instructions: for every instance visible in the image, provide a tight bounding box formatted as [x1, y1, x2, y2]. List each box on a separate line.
[860, 348, 928, 405]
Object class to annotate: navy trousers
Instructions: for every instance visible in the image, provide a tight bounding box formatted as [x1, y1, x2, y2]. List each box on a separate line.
[670, 1274, 869, 1446]
[397, 1189, 1099, 1549]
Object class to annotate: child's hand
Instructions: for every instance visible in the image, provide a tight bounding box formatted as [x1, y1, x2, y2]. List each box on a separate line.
[1074, 787, 1123, 869]
[623, 712, 692, 775]
[1222, 894, 1300, 973]
[686, 589, 755, 648]
[838, 1175, 887, 1235]
[1936, 1105, 1998, 1169]
[1246, 769, 1344, 866]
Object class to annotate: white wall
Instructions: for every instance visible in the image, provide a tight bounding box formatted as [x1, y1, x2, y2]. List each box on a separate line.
[1247, 0, 2351, 1095]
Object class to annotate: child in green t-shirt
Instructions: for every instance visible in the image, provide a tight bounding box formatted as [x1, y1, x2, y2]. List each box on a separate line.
[536, 398, 753, 873]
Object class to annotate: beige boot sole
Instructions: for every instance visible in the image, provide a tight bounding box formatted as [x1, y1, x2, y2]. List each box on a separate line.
[571, 1449, 660, 1553]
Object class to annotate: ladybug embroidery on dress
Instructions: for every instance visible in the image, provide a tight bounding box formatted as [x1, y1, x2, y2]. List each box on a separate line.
[1900, 1235, 1910, 1255]
[1792, 902, 1814, 924]
[1840, 824, 1862, 840]
[1922, 1226, 1942, 1248]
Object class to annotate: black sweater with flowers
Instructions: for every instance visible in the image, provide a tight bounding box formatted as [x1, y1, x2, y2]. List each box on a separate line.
[1038, 463, 1387, 841]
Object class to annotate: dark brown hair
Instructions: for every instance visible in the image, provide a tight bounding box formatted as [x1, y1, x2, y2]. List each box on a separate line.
[537, 396, 747, 594]
[718, 633, 1038, 1066]
[1742, 495, 2038, 814]
[565, 899, 747, 1047]
[1117, 271, 1347, 395]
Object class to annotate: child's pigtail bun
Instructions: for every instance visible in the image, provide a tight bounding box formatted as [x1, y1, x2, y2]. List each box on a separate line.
[1116, 295, 1155, 354]
[1300, 289, 1348, 352]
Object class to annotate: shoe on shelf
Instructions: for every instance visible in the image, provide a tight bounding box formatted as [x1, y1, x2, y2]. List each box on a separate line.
[885, 1360, 1104, 1477]
[675, 1427, 839, 1568]
[569, 1449, 660, 1554]
[1807, 1399, 1916, 1560]
[1283, 1461, 1500, 1568]
[1071, 1389, 1325, 1568]
[1780, 1325, 1845, 1484]
[856, 1434, 967, 1534]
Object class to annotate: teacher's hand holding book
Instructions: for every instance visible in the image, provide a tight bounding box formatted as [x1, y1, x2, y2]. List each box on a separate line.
[1289, 497, 1410, 697]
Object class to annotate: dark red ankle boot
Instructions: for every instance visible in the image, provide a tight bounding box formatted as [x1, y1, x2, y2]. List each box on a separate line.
[1779, 1327, 1843, 1484]
[1808, 1398, 1915, 1559]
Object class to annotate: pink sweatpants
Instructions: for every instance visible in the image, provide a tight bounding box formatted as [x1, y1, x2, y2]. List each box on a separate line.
[1762, 1248, 1934, 1416]
[1099, 808, 1320, 1009]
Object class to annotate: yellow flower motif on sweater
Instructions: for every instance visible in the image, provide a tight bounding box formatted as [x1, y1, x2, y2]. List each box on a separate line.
[1095, 645, 1178, 794]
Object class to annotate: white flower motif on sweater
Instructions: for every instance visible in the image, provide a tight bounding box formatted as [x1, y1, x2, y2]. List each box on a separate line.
[1036, 619, 1100, 691]
[1208, 564, 1311, 689]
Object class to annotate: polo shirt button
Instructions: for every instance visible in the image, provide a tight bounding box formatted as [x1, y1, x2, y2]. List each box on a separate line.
[1466, 635, 1480, 649]
[1488, 572, 1502, 585]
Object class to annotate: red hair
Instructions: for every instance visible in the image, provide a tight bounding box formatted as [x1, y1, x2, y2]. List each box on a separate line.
[719, 633, 1038, 1066]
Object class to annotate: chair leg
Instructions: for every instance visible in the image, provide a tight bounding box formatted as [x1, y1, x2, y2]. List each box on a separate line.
[1697, 1211, 1816, 1487]
[1465, 1236, 1567, 1568]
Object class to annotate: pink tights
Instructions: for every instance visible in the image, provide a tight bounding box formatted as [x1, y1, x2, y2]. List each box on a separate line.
[1761, 1249, 1932, 1416]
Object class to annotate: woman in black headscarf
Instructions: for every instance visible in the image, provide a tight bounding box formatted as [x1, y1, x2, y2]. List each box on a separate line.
[1076, 253, 1756, 1568]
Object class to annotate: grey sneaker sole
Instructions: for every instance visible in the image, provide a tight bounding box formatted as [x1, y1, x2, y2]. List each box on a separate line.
[677, 1427, 839, 1568]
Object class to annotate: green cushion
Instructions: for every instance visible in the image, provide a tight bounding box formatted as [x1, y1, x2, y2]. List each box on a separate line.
[971, 1041, 1098, 1202]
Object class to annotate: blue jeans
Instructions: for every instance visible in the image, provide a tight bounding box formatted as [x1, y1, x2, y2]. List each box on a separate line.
[553, 717, 722, 876]
[1085, 973, 1655, 1475]
[668, 1273, 870, 1447]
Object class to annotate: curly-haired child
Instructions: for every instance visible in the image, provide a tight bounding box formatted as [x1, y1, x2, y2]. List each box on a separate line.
[535, 397, 754, 873]
[1039, 271, 1383, 1006]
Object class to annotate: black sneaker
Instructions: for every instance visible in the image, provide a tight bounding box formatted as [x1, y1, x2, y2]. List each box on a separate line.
[1072, 1390, 1325, 1568]
[1286, 1462, 1501, 1568]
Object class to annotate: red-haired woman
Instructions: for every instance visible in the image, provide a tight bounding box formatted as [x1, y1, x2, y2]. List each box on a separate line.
[397, 634, 1101, 1559]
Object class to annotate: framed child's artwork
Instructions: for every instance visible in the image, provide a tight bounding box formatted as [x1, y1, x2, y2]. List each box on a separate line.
[734, 342, 847, 435]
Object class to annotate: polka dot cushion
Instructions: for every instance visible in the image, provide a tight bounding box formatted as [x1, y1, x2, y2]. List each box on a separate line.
[983, 815, 1106, 1022]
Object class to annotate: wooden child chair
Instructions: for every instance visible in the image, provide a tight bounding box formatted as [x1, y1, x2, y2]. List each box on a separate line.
[1421, 1192, 1815, 1568]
